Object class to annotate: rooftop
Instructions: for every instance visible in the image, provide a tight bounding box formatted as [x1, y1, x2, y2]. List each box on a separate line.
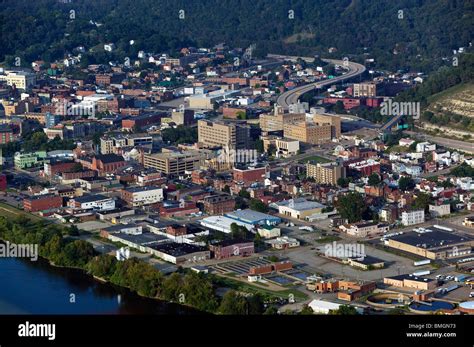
[389, 230, 472, 249]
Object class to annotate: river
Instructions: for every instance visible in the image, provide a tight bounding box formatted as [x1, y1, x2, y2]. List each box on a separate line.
[0, 257, 200, 315]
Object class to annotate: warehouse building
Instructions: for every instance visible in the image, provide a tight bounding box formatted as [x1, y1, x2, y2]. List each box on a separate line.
[386, 230, 474, 260]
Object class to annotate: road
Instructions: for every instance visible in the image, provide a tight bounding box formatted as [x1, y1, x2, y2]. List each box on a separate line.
[276, 59, 366, 109]
[405, 131, 474, 154]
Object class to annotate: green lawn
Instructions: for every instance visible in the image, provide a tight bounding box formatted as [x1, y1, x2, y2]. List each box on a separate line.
[315, 235, 341, 243]
[0, 202, 43, 221]
[299, 155, 332, 164]
[213, 275, 308, 300]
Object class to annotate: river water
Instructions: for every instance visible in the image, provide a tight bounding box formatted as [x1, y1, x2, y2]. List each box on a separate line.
[0, 257, 199, 315]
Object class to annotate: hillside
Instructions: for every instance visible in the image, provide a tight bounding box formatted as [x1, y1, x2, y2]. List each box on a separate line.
[0, 0, 473, 71]
[427, 83, 474, 118]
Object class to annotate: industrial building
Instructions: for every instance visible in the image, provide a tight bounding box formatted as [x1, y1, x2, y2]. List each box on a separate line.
[386, 230, 474, 260]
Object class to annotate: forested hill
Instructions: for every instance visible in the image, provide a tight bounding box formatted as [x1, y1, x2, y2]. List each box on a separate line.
[1, 0, 473, 71]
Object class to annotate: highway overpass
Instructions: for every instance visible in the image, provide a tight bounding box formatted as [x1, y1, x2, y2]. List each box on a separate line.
[275, 58, 366, 109]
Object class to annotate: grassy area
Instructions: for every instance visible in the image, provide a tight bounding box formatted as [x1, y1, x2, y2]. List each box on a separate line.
[299, 155, 332, 164]
[315, 235, 341, 243]
[427, 83, 473, 104]
[0, 202, 43, 221]
[213, 274, 308, 300]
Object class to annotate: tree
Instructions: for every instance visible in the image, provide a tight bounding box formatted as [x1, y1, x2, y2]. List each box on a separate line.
[330, 305, 358, 315]
[218, 291, 248, 315]
[367, 173, 381, 186]
[412, 192, 432, 213]
[337, 177, 350, 188]
[398, 176, 415, 191]
[87, 255, 117, 279]
[267, 144, 277, 157]
[238, 189, 250, 199]
[230, 223, 249, 240]
[255, 139, 264, 154]
[249, 199, 268, 213]
[336, 192, 366, 223]
[299, 305, 314, 315]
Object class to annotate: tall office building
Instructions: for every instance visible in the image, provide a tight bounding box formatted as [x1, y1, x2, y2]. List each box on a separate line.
[198, 120, 250, 149]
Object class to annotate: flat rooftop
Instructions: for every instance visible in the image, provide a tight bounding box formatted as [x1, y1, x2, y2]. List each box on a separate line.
[149, 242, 207, 256]
[389, 230, 473, 249]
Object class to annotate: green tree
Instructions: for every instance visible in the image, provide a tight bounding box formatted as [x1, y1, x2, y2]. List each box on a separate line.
[398, 176, 415, 191]
[367, 173, 381, 186]
[330, 305, 358, 315]
[336, 192, 366, 223]
[218, 291, 248, 315]
[337, 177, 350, 188]
[249, 199, 268, 213]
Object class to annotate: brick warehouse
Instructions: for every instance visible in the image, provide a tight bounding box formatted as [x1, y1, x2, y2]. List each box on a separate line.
[23, 194, 63, 212]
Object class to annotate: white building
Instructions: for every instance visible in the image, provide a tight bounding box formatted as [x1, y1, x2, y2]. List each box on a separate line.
[266, 236, 300, 249]
[199, 215, 253, 234]
[416, 142, 436, 153]
[0, 70, 36, 90]
[122, 186, 164, 207]
[401, 210, 425, 226]
[429, 203, 450, 217]
[70, 194, 115, 211]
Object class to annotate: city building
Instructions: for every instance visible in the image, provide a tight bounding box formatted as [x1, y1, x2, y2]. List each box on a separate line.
[386, 230, 474, 260]
[0, 70, 36, 90]
[68, 194, 115, 211]
[148, 242, 210, 265]
[90, 154, 126, 175]
[23, 194, 63, 212]
[339, 221, 389, 238]
[306, 162, 345, 186]
[262, 136, 300, 158]
[401, 209, 425, 226]
[121, 186, 164, 207]
[429, 203, 451, 217]
[0, 174, 6, 191]
[275, 198, 326, 220]
[233, 166, 266, 184]
[202, 194, 235, 215]
[198, 120, 250, 149]
[14, 151, 48, 169]
[284, 121, 332, 145]
[100, 134, 154, 154]
[384, 274, 436, 291]
[265, 236, 300, 249]
[225, 209, 281, 226]
[311, 114, 342, 139]
[353, 82, 378, 97]
[0, 124, 15, 144]
[347, 256, 385, 270]
[143, 150, 205, 175]
[259, 107, 305, 133]
[209, 239, 255, 259]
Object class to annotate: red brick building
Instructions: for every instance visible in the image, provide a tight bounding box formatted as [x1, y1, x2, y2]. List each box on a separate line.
[23, 194, 63, 212]
[121, 113, 163, 130]
[0, 174, 6, 191]
[249, 261, 293, 275]
[233, 166, 266, 185]
[166, 224, 187, 237]
[202, 194, 235, 215]
[209, 239, 254, 259]
[91, 154, 126, 175]
[43, 161, 77, 177]
[0, 125, 15, 144]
